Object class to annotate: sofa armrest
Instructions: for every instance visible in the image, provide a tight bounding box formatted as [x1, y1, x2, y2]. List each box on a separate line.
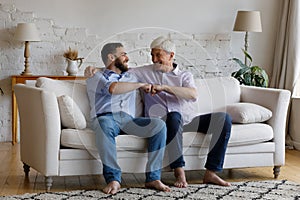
[240, 85, 291, 165]
[14, 84, 61, 176]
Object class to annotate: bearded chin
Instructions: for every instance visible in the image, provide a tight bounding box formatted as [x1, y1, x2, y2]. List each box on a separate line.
[115, 60, 128, 73]
[116, 64, 128, 73]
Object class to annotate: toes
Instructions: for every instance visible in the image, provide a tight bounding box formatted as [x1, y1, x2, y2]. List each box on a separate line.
[145, 180, 171, 192]
[103, 181, 121, 194]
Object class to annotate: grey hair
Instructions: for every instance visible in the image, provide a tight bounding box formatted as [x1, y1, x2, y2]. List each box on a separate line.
[150, 36, 176, 54]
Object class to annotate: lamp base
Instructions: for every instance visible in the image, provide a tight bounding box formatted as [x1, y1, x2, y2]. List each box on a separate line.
[20, 71, 33, 76]
[21, 41, 33, 76]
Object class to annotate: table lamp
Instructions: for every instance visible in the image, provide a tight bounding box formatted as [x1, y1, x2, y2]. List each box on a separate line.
[15, 23, 41, 75]
[233, 11, 262, 65]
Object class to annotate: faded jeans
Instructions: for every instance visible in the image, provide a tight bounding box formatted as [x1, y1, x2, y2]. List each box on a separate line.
[92, 111, 167, 184]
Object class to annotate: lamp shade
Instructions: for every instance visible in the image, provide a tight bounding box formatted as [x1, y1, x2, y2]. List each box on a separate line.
[233, 11, 262, 32]
[15, 23, 41, 41]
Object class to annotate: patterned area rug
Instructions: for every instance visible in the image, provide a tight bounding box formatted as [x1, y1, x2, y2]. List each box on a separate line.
[1, 180, 300, 200]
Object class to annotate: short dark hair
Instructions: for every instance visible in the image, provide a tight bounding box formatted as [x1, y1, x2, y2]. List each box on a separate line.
[101, 43, 123, 65]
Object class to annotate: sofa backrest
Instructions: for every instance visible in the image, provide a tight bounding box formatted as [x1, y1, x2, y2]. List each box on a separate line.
[183, 77, 241, 121]
[35, 76, 241, 128]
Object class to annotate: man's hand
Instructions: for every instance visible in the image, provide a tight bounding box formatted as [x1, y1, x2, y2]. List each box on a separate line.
[141, 83, 152, 93]
[84, 66, 97, 77]
[151, 84, 164, 96]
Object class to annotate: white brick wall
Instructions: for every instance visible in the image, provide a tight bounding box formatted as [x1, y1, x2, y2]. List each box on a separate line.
[0, 2, 238, 142]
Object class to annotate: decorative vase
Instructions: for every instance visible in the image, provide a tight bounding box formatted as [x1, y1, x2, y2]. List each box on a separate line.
[66, 58, 83, 76]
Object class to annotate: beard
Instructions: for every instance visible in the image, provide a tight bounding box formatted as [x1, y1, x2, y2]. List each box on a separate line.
[115, 57, 128, 73]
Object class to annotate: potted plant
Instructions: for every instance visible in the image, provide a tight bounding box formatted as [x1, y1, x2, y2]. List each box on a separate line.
[63, 47, 84, 76]
[231, 49, 269, 87]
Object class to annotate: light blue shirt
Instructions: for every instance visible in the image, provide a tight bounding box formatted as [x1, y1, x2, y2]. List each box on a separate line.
[86, 69, 138, 119]
[130, 64, 196, 124]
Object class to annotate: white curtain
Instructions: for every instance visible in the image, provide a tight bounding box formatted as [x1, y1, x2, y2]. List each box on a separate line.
[270, 0, 300, 91]
[270, 0, 300, 149]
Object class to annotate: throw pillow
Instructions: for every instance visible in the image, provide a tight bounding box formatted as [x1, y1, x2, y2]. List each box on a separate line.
[226, 102, 272, 124]
[57, 95, 87, 129]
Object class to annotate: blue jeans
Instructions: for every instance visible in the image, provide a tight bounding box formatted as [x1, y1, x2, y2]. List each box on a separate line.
[91, 111, 167, 184]
[163, 112, 185, 169]
[166, 112, 231, 172]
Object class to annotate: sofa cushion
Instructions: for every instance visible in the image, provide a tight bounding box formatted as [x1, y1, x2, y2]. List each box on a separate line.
[61, 128, 147, 151]
[57, 95, 87, 129]
[61, 123, 273, 151]
[61, 128, 96, 150]
[183, 123, 273, 148]
[36, 77, 91, 127]
[226, 102, 272, 124]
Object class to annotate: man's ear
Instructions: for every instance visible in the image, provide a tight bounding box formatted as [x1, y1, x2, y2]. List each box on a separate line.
[108, 53, 115, 61]
[169, 52, 175, 60]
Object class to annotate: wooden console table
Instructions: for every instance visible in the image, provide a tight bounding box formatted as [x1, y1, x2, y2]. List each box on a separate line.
[11, 75, 86, 145]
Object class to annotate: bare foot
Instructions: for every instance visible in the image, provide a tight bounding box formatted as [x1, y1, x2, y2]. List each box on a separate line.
[145, 180, 171, 192]
[174, 167, 188, 188]
[203, 170, 231, 186]
[103, 181, 121, 194]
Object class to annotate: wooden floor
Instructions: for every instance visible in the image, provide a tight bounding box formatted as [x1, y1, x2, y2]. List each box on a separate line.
[0, 142, 300, 196]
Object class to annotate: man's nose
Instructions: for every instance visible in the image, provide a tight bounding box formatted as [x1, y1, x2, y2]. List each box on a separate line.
[152, 56, 158, 63]
[125, 55, 129, 62]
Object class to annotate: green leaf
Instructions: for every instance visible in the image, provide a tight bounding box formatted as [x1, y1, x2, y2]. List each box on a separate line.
[231, 50, 269, 87]
[232, 67, 250, 80]
[232, 58, 248, 68]
[243, 73, 252, 85]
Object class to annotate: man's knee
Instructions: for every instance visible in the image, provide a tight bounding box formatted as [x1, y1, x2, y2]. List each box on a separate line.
[166, 112, 183, 130]
[96, 116, 118, 136]
[214, 112, 231, 123]
[222, 112, 232, 131]
[98, 116, 114, 127]
[167, 111, 182, 122]
[215, 112, 232, 137]
[150, 118, 167, 132]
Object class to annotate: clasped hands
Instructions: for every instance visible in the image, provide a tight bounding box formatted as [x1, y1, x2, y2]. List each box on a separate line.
[141, 83, 163, 96]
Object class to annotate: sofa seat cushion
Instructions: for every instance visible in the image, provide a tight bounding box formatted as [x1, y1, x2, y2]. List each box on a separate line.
[61, 128, 96, 150]
[61, 128, 147, 151]
[61, 123, 273, 152]
[183, 123, 273, 148]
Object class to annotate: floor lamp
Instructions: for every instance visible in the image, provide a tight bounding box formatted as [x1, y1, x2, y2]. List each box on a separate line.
[233, 11, 262, 66]
[15, 23, 41, 75]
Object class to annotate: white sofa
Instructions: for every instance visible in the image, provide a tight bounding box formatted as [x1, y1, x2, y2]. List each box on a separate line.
[14, 76, 291, 191]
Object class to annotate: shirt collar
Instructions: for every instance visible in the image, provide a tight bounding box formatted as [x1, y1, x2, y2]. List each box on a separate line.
[103, 69, 126, 80]
[172, 63, 180, 75]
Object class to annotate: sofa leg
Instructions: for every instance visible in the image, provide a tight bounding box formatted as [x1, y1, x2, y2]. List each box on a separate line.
[45, 177, 53, 192]
[23, 163, 30, 177]
[273, 166, 281, 178]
